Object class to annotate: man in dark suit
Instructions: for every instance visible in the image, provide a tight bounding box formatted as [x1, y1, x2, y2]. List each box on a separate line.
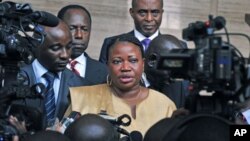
[99, 0, 164, 64]
[57, 5, 108, 84]
[13, 20, 91, 130]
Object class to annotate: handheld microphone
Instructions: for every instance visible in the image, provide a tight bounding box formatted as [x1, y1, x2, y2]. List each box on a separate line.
[60, 111, 81, 133]
[27, 11, 59, 27]
[118, 130, 143, 141]
[99, 111, 131, 126]
[129, 131, 143, 141]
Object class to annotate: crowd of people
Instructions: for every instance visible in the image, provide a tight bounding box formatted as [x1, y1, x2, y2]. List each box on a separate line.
[2, 0, 248, 141]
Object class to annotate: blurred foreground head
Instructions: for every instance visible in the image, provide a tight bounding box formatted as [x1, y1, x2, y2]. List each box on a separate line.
[64, 113, 119, 141]
[144, 114, 231, 141]
[23, 130, 70, 141]
[144, 34, 183, 84]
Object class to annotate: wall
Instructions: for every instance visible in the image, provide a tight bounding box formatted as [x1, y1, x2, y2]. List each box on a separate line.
[10, 0, 250, 58]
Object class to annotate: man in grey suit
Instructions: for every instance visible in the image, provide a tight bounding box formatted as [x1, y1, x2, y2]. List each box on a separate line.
[99, 0, 164, 64]
[14, 20, 91, 130]
[57, 5, 108, 84]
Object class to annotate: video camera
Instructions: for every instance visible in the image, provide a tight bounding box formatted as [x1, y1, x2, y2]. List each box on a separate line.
[0, 1, 59, 140]
[157, 15, 249, 120]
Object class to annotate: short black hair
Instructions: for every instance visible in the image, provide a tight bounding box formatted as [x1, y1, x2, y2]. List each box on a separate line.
[107, 33, 144, 61]
[64, 114, 119, 141]
[57, 4, 92, 24]
[132, 0, 164, 8]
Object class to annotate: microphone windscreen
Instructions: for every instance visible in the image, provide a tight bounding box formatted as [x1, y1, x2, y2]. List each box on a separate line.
[29, 11, 59, 27]
[130, 131, 143, 141]
[213, 16, 226, 30]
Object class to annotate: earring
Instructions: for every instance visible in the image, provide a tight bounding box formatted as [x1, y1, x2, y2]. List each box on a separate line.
[141, 72, 146, 85]
[141, 72, 150, 87]
[106, 75, 112, 86]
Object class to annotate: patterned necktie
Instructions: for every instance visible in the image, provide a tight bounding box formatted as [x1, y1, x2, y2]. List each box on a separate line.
[141, 38, 151, 51]
[70, 60, 80, 75]
[43, 72, 56, 126]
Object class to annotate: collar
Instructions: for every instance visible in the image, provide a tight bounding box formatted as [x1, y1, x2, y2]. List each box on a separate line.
[32, 59, 62, 79]
[134, 29, 159, 41]
[71, 53, 86, 65]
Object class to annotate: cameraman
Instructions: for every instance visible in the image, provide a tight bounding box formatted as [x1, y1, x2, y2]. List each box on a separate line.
[144, 34, 189, 108]
[9, 20, 91, 134]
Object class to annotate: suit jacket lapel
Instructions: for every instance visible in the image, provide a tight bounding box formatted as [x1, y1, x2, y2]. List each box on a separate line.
[55, 70, 69, 119]
[84, 54, 96, 81]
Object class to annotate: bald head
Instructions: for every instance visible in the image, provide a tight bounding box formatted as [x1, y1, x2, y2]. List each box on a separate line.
[43, 20, 72, 46]
[64, 114, 118, 141]
[132, 0, 163, 8]
[146, 34, 183, 57]
[144, 34, 184, 83]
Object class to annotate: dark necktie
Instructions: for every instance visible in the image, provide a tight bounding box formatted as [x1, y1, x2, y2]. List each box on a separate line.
[43, 72, 56, 126]
[70, 60, 80, 76]
[141, 38, 151, 51]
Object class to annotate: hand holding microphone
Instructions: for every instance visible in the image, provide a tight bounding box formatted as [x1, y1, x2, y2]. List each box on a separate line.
[58, 111, 81, 133]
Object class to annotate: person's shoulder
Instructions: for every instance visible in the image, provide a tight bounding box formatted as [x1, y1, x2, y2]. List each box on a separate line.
[104, 31, 134, 41]
[86, 54, 107, 68]
[72, 83, 107, 90]
[20, 63, 32, 71]
[62, 68, 93, 85]
[148, 89, 169, 98]
[70, 84, 109, 96]
[62, 68, 78, 78]
[148, 89, 176, 106]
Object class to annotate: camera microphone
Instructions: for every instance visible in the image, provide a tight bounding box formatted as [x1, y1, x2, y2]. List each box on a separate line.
[27, 11, 59, 27]
[207, 16, 226, 30]
[60, 111, 81, 133]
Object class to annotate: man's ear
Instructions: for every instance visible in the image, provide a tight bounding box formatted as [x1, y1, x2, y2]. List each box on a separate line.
[129, 8, 134, 18]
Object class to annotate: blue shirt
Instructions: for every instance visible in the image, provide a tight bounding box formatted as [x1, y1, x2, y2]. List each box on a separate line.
[32, 59, 62, 103]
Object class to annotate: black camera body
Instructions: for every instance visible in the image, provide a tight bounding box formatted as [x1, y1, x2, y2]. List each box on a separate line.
[157, 15, 248, 119]
[157, 36, 235, 92]
[0, 1, 57, 140]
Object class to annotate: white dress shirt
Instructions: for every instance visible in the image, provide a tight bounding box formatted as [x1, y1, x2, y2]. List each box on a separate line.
[67, 53, 87, 78]
[134, 28, 159, 51]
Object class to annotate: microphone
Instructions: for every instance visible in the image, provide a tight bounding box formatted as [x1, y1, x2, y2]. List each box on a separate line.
[116, 126, 130, 136]
[99, 111, 131, 126]
[60, 111, 81, 133]
[209, 16, 226, 30]
[27, 11, 59, 27]
[129, 131, 143, 141]
[118, 130, 143, 141]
